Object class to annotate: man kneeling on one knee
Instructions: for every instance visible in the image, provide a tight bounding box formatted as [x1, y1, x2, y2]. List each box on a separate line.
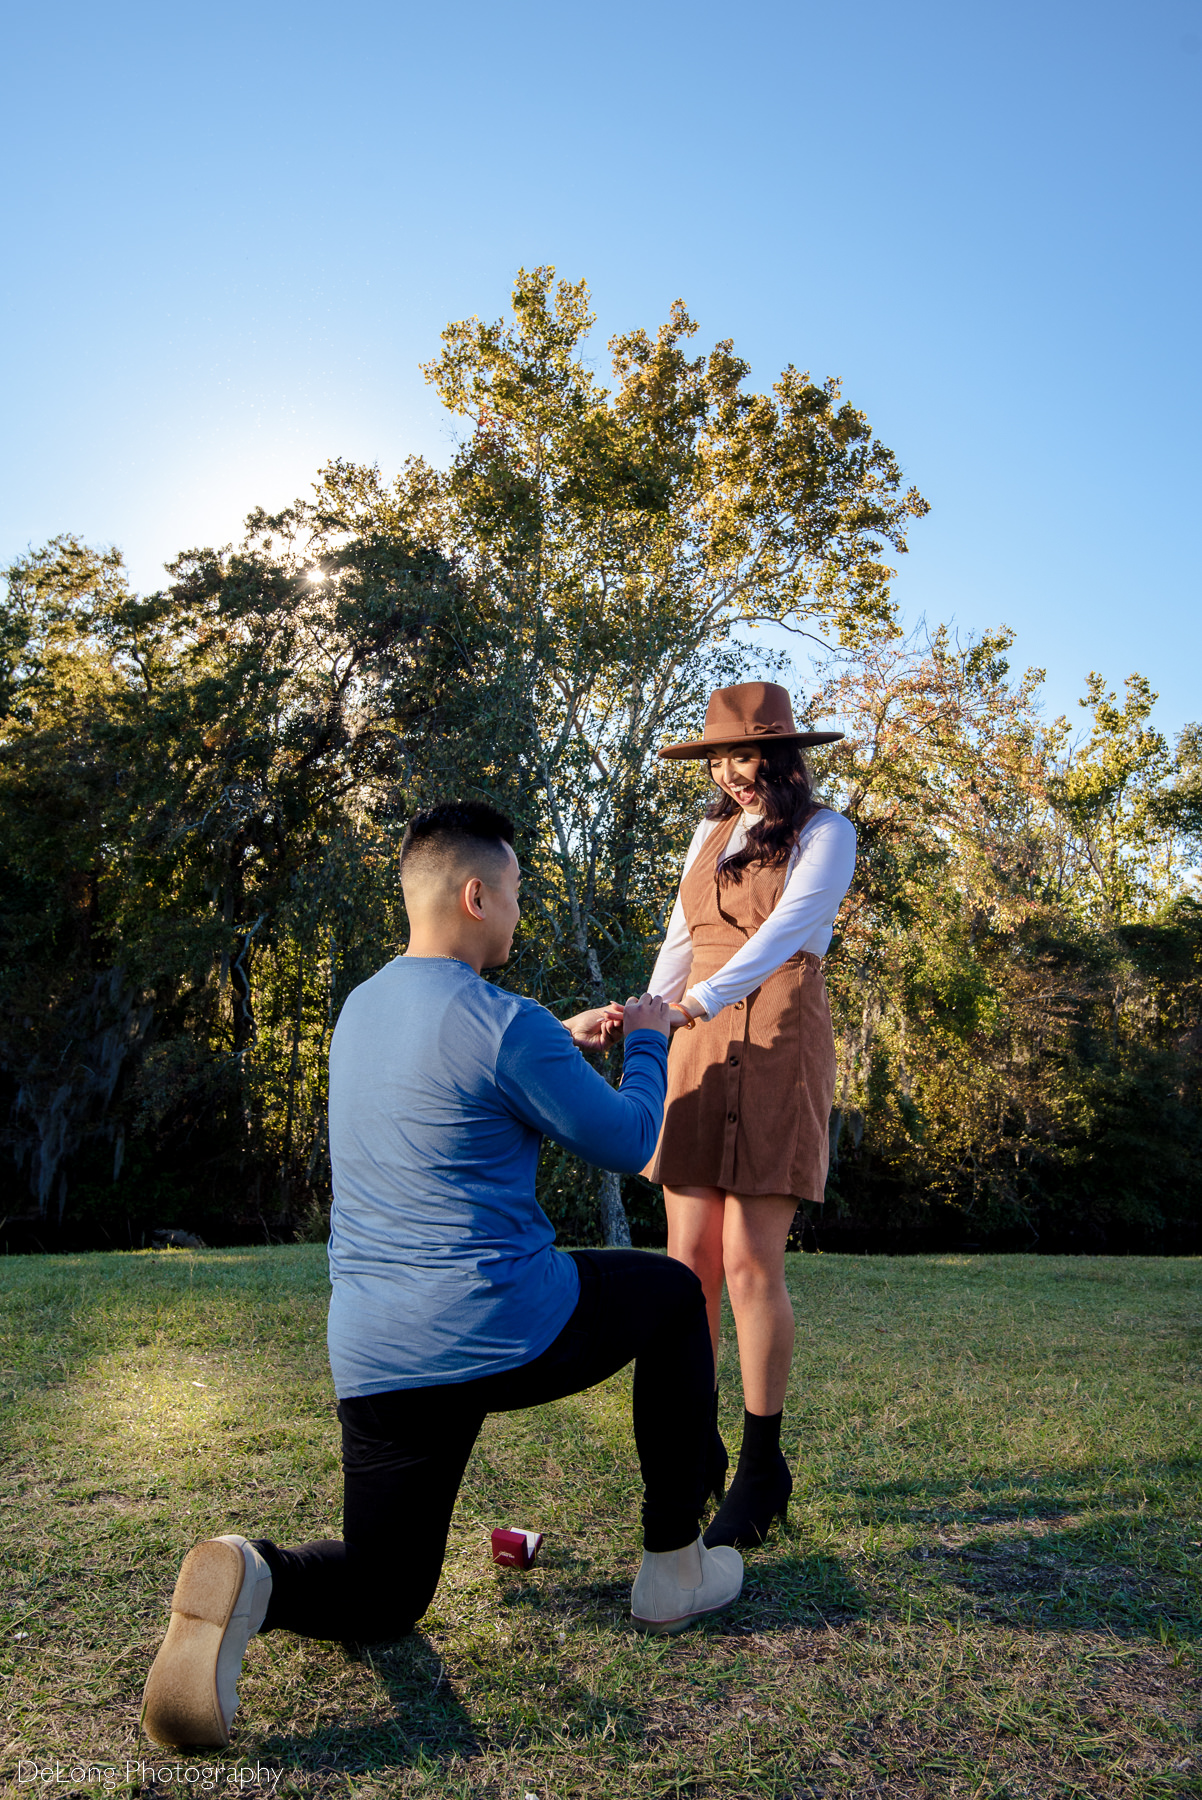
[143, 800, 743, 1749]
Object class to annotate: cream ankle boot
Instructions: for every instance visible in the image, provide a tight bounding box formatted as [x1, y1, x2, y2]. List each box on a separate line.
[630, 1533, 743, 1635]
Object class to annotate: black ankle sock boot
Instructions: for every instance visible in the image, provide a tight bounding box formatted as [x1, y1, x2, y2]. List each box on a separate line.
[740, 1406, 783, 1464]
[702, 1407, 792, 1550]
[708, 1384, 729, 1504]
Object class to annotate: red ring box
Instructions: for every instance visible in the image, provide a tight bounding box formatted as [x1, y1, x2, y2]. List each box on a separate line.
[490, 1527, 544, 1569]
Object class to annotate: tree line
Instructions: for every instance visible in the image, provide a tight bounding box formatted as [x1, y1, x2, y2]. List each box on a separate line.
[2, 269, 1198, 1253]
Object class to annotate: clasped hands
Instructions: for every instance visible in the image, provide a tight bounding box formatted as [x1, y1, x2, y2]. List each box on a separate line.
[561, 993, 705, 1051]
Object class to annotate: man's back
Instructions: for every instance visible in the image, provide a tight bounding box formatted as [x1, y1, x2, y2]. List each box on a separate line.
[327, 955, 666, 1396]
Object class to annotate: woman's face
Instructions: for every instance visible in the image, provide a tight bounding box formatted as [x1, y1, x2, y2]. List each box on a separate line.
[708, 747, 764, 811]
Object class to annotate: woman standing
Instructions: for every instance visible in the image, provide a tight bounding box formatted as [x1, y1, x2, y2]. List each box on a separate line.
[646, 682, 855, 1549]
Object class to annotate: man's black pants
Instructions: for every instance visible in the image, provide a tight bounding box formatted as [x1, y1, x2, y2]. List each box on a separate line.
[254, 1249, 713, 1643]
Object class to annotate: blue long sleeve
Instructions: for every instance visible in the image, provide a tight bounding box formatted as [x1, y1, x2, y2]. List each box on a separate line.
[495, 1015, 668, 1173]
[326, 956, 669, 1396]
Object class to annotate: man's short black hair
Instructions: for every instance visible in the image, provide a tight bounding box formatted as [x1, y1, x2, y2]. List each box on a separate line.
[399, 801, 516, 890]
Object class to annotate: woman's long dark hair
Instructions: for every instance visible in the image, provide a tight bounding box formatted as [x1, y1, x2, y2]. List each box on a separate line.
[704, 742, 819, 883]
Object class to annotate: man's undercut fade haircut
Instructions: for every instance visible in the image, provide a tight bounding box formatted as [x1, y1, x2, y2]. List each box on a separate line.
[399, 801, 517, 893]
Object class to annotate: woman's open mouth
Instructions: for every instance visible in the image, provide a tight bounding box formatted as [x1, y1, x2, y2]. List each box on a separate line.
[731, 785, 758, 807]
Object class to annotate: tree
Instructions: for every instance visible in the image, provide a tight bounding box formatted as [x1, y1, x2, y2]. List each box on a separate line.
[808, 625, 1063, 1226]
[804, 629, 1202, 1247]
[0, 536, 145, 1224]
[1050, 673, 1195, 923]
[25, 279, 1199, 1255]
[0, 523, 478, 1238]
[280, 266, 928, 1240]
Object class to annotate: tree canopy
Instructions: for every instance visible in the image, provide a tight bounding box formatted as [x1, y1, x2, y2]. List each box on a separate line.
[1, 271, 1197, 1253]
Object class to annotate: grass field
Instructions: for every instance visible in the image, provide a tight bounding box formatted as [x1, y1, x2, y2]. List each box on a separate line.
[1, 1248, 1199, 1799]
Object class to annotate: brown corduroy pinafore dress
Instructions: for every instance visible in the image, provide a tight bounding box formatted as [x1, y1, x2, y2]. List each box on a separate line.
[644, 811, 837, 1203]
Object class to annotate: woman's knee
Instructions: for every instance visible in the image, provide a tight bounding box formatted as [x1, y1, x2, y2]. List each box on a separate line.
[723, 1254, 789, 1311]
[665, 1191, 724, 1260]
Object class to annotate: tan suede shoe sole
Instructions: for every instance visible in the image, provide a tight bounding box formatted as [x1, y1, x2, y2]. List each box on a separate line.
[142, 1538, 249, 1748]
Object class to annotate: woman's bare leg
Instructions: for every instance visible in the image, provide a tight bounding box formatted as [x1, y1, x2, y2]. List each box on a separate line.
[663, 1186, 726, 1373]
[720, 1195, 798, 1415]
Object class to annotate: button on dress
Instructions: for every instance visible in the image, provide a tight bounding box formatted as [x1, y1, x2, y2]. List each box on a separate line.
[644, 813, 837, 1202]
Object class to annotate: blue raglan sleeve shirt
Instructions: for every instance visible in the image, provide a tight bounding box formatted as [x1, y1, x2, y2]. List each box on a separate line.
[325, 955, 668, 1398]
[495, 1013, 667, 1171]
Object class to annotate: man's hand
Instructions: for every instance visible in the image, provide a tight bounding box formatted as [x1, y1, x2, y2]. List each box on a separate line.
[623, 993, 671, 1040]
[562, 1004, 626, 1050]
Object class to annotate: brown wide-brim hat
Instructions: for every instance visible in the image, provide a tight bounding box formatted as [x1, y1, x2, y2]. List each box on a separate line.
[658, 681, 844, 760]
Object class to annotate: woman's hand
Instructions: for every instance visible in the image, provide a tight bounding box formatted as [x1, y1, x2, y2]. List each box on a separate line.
[562, 1003, 626, 1050]
[669, 994, 707, 1031]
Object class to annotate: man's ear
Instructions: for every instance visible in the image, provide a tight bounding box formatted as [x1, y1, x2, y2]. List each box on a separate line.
[462, 876, 487, 922]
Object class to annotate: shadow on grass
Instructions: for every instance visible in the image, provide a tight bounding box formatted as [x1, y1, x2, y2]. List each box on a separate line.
[918, 1519, 1202, 1638]
[846, 1456, 1202, 1525]
[733, 1530, 1200, 1642]
[738, 1549, 869, 1628]
[253, 1624, 661, 1771]
[842, 1461, 1202, 1639]
[256, 1633, 482, 1775]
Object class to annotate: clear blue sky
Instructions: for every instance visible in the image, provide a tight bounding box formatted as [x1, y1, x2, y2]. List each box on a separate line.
[3, 0, 1199, 737]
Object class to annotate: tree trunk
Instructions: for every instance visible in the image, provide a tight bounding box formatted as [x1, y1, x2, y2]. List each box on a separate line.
[599, 1169, 632, 1247]
[280, 950, 305, 1212]
[587, 946, 634, 1246]
[540, 750, 636, 1247]
[230, 914, 267, 1056]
